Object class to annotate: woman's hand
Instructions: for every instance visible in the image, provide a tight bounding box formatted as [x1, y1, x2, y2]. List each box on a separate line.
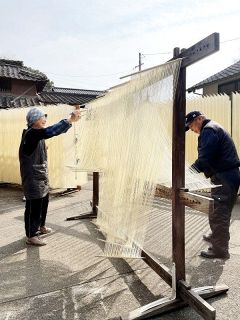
[68, 109, 81, 123]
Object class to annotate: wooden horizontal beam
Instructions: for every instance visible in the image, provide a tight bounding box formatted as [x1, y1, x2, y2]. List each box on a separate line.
[155, 184, 214, 215]
[120, 33, 219, 80]
[176, 33, 219, 68]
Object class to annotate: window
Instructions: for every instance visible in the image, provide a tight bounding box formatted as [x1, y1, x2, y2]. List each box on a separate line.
[0, 78, 11, 92]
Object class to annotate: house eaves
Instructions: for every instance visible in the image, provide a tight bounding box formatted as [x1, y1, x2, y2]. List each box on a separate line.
[187, 60, 240, 92]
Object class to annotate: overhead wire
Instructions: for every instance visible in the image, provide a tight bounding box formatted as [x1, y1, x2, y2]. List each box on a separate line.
[43, 35, 240, 87]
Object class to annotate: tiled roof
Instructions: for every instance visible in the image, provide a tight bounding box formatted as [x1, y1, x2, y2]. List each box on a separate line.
[188, 60, 240, 92]
[39, 87, 106, 105]
[0, 59, 48, 83]
[38, 92, 100, 105]
[0, 94, 40, 109]
[47, 87, 106, 96]
[0, 87, 106, 108]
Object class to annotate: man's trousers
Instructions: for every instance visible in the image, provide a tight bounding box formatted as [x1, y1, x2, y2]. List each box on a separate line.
[210, 169, 240, 254]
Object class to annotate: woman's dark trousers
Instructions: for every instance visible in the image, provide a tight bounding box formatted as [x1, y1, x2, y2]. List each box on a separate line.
[24, 193, 49, 238]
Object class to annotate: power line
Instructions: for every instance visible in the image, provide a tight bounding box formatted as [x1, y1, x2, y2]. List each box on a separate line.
[47, 70, 131, 78]
[221, 36, 240, 43]
[142, 36, 240, 56]
[142, 51, 171, 56]
[46, 35, 240, 81]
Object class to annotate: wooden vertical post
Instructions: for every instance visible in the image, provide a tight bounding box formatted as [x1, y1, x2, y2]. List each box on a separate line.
[65, 172, 99, 220]
[172, 48, 186, 284]
[92, 172, 99, 215]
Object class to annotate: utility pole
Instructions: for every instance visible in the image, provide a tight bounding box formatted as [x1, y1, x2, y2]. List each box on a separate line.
[138, 52, 143, 71]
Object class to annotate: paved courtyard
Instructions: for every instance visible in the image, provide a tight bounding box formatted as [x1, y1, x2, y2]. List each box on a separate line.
[0, 183, 240, 320]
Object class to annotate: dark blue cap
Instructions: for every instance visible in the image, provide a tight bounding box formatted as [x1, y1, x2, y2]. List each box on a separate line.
[185, 111, 203, 131]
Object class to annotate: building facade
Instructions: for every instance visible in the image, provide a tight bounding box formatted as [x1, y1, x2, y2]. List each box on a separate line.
[0, 59, 105, 109]
[187, 60, 240, 96]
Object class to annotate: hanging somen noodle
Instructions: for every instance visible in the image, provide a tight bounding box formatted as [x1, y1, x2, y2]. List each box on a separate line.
[70, 59, 213, 258]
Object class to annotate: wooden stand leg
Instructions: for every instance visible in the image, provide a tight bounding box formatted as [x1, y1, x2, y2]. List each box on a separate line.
[66, 172, 99, 220]
[120, 283, 228, 320]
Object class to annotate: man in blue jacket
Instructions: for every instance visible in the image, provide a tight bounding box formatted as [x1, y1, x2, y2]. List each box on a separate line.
[19, 106, 81, 246]
[186, 111, 240, 259]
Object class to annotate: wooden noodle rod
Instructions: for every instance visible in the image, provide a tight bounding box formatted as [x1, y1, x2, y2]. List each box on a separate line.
[155, 184, 214, 214]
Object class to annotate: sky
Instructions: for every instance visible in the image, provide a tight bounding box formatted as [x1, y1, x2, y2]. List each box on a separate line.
[1, 0, 240, 92]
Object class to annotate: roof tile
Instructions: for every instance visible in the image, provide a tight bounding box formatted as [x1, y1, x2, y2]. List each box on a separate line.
[0, 59, 48, 82]
[188, 60, 240, 92]
[0, 94, 40, 109]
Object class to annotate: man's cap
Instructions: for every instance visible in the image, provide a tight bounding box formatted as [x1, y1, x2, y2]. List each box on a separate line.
[185, 111, 203, 131]
[26, 107, 45, 127]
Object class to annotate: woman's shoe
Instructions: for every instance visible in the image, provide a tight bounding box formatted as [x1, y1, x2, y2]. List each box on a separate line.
[26, 236, 46, 246]
[39, 226, 52, 234]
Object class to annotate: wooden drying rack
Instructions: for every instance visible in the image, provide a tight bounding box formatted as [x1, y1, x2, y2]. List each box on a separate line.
[66, 33, 228, 320]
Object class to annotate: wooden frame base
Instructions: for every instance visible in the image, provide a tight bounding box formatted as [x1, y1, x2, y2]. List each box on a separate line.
[66, 172, 99, 221]
[66, 211, 97, 221]
[66, 200, 97, 220]
[120, 284, 228, 320]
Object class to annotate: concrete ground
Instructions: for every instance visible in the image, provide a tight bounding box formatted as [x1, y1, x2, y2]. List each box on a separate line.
[0, 182, 240, 320]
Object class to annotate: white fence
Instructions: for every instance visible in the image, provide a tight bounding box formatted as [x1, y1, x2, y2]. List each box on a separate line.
[0, 105, 87, 188]
[1, 92, 240, 188]
[186, 92, 240, 164]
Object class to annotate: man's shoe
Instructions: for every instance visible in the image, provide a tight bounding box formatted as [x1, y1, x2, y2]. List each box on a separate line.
[39, 226, 52, 234]
[26, 236, 47, 246]
[200, 248, 229, 259]
[203, 233, 213, 242]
